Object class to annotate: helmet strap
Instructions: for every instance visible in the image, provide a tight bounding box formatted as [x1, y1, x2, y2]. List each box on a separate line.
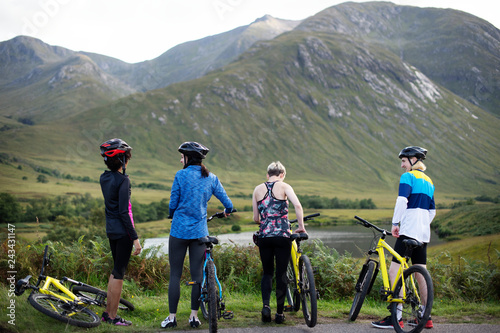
[121, 155, 127, 175]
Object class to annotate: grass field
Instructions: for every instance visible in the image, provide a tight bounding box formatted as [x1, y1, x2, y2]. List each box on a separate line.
[1, 286, 499, 333]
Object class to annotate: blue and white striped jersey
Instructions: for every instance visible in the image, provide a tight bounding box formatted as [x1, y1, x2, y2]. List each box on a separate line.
[392, 170, 436, 242]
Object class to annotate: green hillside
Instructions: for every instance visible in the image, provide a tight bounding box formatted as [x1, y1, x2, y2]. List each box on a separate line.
[0, 2, 499, 206]
[1, 30, 499, 205]
[298, 2, 500, 117]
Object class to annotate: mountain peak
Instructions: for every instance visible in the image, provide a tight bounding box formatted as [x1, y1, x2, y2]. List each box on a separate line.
[253, 14, 275, 23]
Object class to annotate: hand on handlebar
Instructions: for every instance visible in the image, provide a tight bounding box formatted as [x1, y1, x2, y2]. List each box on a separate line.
[391, 225, 400, 238]
[294, 227, 307, 234]
[224, 208, 237, 217]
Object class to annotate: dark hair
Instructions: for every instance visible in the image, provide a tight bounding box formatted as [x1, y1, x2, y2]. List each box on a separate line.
[200, 164, 209, 177]
[185, 157, 209, 177]
[104, 151, 131, 172]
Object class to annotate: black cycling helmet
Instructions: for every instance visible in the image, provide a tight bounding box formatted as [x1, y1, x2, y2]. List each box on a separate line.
[398, 146, 427, 160]
[100, 138, 132, 174]
[178, 141, 209, 159]
[100, 138, 132, 158]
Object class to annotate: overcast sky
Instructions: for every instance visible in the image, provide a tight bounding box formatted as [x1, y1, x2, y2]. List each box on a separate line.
[1, 0, 498, 63]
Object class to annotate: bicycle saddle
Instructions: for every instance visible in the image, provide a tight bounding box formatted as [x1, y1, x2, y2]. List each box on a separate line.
[15, 275, 32, 296]
[199, 236, 219, 245]
[402, 238, 423, 249]
[291, 233, 309, 241]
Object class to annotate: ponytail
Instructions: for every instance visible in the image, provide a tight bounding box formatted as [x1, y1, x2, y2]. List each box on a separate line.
[201, 164, 209, 177]
[412, 160, 426, 171]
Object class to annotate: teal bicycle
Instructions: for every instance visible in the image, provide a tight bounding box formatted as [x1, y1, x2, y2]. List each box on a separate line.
[187, 210, 235, 333]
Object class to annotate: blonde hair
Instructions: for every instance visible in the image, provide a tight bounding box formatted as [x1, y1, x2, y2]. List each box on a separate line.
[267, 161, 286, 177]
[412, 160, 427, 171]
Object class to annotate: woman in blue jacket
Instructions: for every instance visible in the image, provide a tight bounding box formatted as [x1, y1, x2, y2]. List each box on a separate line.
[161, 142, 233, 329]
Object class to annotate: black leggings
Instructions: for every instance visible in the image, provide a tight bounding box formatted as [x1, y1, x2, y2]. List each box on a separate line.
[109, 237, 133, 280]
[168, 235, 206, 313]
[258, 237, 292, 314]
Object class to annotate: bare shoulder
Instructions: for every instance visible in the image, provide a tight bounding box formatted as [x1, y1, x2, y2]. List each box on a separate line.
[253, 183, 267, 197]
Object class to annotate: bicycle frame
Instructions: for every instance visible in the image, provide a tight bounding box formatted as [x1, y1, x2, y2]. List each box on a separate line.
[373, 237, 414, 304]
[289, 239, 302, 293]
[288, 213, 320, 293]
[201, 252, 223, 302]
[37, 276, 80, 303]
[357, 215, 421, 305]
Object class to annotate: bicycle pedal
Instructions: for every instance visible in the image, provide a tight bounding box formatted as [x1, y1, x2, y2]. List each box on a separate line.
[284, 305, 294, 312]
[222, 311, 234, 319]
[186, 281, 199, 286]
[312, 266, 320, 275]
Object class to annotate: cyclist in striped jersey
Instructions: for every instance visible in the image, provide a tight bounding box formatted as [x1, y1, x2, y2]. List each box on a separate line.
[372, 146, 435, 329]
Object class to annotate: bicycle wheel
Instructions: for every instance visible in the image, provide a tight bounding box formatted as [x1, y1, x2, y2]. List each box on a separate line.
[199, 281, 220, 321]
[299, 255, 317, 328]
[72, 285, 134, 311]
[200, 287, 209, 320]
[286, 257, 300, 312]
[206, 260, 219, 333]
[28, 292, 100, 328]
[348, 260, 376, 321]
[391, 265, 434, 333]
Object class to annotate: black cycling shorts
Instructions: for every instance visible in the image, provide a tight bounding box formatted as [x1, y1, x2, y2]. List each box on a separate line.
[109, 237, 133, 280]
[391, 235, 427, 265]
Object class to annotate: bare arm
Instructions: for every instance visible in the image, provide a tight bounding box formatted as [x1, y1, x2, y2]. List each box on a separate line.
[284, 184, 305, 233]
[252, 185, 263, 224]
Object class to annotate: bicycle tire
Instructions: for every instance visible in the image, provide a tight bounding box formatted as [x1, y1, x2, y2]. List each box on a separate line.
[28, 292, 100, 328]
[391, 265, 434, 333]
[299, 255, 317, 328]
[348, 260, 376, 321]
[286, 257, 300, 312]
[72, 285, 135, 311]
[199, 279, 220, 322]
[206, 260, 218, 333]
[200, 291, 208, 320]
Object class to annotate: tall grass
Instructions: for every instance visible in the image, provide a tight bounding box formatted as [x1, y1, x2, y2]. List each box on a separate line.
[1, 237, 499, 302]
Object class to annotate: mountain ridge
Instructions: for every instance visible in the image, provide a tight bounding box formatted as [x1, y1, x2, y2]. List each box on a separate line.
[0, 2, 499, 202]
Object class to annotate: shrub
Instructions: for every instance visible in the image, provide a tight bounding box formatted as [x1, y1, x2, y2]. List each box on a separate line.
[1, 238, 498, 302]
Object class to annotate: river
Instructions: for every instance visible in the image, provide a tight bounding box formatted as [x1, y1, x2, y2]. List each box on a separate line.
[143, 224, 444, 257]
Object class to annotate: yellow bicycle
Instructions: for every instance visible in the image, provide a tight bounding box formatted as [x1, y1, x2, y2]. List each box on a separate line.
[349, 216, 433, 333]
[15, 245, 134, 328]
[285, 213, 320, 328]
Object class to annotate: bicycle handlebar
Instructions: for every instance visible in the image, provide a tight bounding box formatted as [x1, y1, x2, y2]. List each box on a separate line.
[207, 208, 237, 222]
[354, 215, 392, 236]
[289, 213, 320, 224]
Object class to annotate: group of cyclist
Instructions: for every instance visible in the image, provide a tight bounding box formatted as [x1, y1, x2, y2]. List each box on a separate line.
[98, 138, 435, 330]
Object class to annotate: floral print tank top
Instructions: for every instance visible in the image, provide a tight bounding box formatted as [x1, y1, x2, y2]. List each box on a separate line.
[257, 182, 290, 238]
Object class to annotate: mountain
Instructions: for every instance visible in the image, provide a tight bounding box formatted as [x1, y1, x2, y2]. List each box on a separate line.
[297, 1, 500, 117]
[0, 15, 300, 125]
[84, 15, 301, 91]
[0, 36, 136, 124]
[0, 2, 499, 202]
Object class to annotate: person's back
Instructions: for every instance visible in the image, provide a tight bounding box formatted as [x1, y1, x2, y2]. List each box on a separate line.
[252, 161, 306, 324]
[398, 169, 435, 242]
[256, 181, 290, 238]
[162, 141, 233, 329]
[169, 164, 231, 239]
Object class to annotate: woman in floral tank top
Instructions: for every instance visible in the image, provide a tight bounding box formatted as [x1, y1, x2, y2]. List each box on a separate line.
[252, 161, 306, 324]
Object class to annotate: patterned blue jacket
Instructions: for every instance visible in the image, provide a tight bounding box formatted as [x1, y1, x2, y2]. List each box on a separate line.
[169, 165, 233, 239]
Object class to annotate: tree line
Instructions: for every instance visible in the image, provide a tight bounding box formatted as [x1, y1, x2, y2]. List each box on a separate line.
[0, 192, 169, 224]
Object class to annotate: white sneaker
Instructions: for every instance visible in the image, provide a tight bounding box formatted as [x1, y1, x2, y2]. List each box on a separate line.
[189, 317, 202, 328]
[161, 316, 177, 328]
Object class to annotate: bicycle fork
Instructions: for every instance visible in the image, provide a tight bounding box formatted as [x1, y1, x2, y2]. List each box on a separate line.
[188, 257, 234, 320]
